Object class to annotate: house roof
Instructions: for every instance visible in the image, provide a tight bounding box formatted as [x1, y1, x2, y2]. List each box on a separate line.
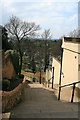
[64, 37, 80, 44]
[53, 56, 61, 64]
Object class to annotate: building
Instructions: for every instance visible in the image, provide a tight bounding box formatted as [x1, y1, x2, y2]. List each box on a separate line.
[52, 57, 61, 85]
[46, 67, 52, 84]
[61, 37, 80, 87]
[46, 37, 80, 102]
[46, 37, 80, 87]
[46, 55, 61, 87]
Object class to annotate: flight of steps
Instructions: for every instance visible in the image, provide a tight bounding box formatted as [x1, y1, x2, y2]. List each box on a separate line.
[10, 83, 79, 118]
[45, 83, 80, 102]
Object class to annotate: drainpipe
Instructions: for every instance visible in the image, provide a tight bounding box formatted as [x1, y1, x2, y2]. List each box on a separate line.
[59, 48, 63, 85]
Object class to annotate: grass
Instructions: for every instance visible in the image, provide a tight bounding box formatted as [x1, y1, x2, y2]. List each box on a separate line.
[21, 70, 47, 83]
[21, 70, 46, 78]
[22, 73, 39, 82]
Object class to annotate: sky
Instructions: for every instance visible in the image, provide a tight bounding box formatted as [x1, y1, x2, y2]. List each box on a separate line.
[0, 0, 80, 39]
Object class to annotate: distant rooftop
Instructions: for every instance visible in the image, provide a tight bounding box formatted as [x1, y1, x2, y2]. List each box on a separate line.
[64, 37, 80, 44]
[53, 56, 61, 64]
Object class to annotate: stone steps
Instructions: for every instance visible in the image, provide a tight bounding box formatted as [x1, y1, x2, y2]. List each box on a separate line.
[45, 83, 80, 102]
[11, 112, 78, 118]
[10, 83, 79, 118]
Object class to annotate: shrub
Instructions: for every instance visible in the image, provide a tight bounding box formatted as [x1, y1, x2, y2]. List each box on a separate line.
[2, 79, 10, 91]
[11, 76, 19, 81]
[10, 51, 19, 74]
[24, 68, 32, 72]
[18, 74, 24, 79]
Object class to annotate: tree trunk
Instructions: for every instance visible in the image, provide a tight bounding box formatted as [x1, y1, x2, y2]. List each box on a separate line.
[44, 41, 47, 72]
[19, 50, 22, 75]
[17, 36, 23, 75]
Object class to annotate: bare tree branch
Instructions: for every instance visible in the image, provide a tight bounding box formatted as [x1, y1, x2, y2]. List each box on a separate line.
[68, 27, 80, 38]
[41, 29, 52, 40]
[5, 15, 41, 74]
[41, 29, 52, 72]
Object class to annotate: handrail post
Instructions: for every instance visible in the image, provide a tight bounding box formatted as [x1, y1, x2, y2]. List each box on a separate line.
[52, 76, 53, 89]
[58, 87, 61, 100]
[52, 67, 54, 89]
[71, 83, 76, 103]
[48, 80, 49, 88]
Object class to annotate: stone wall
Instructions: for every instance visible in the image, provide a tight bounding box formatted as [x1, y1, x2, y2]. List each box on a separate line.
[2, 51, 16, 79]
[2, 77, 27, 112]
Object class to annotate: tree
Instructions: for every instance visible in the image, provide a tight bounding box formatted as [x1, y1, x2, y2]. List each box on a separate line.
[31, 55, 36, 74]
[5, 15, 40, 74]
[0, 26, 12, 51]
[68, 28, 80, 38]
[41, 29, 52, 72]
[41, 29, 52, 40]
[20, 38, 62, 72]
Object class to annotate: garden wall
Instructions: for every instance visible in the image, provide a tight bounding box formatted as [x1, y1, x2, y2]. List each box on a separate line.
[2, 51, 16, 79]
[2, 77, 27, 112]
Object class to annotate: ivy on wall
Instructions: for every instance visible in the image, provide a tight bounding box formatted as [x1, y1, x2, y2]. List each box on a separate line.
[10, 50, 19, 74]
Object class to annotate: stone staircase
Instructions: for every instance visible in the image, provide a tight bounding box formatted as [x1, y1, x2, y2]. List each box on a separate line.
[9, 83, 79, 118]
[46, 83, 80, 102]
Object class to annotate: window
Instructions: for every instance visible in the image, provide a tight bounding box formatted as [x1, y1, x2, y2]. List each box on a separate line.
[75, 56, 77, 59]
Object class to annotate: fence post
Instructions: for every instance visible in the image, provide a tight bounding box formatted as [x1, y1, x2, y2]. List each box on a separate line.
[58, 87, 61, 100]
[71, 83, 76, 103]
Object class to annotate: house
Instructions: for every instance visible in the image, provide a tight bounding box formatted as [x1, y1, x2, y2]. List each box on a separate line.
[61, 37, 80, 87]
[46, 37, 80, 85]
[52, 57, 61, 85]
[46, 55, 53, 84]
[46, 37, 80, 102]
[46, 55, 61, 87]
[46, 67, 52, 84]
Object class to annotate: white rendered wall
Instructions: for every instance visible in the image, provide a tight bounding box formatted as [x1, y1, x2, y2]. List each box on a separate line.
[61, 38, 80, 87]
[52, 57, 60, 85]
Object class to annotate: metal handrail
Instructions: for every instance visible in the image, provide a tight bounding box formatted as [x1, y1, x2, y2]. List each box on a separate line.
[47, 76, 54, 82]
[60, 81, 80, 88]
[47, 76, 54, 89]
[46, 75, 80, 103]
[58, 81, 80, 103]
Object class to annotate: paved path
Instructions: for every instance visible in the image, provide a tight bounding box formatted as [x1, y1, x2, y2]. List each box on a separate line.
[10, 83, 79, 118]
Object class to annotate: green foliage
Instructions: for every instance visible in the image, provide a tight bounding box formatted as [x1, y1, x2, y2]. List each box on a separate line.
[18, 74, 24, 79]
[24, 68, 33, 72]
[42, 77, 46, 83]
[31, 56, 36, 73]
[1, 26, 13, 51]
[21, 38, 62, 72]
[2, 79, 10, 91]
[36, 67, 40, 72]
[9, 76, 23, 90]
[10, 51, 19, 74]
[2, 75, 24, 91]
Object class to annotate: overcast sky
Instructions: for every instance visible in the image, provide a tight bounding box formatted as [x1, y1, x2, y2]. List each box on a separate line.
[0, 0, 80, 39]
